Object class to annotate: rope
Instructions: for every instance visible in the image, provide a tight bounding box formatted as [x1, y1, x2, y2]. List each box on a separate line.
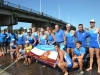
[0, 59, 19, 74]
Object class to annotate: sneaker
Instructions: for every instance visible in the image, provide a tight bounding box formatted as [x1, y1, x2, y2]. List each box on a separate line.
[75, 70, 84, 75]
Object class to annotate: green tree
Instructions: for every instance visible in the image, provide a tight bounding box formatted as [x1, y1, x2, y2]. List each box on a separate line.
[19, 27, 24, 32]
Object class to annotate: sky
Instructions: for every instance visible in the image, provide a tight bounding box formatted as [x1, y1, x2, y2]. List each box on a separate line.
[1, 0, 100, 30]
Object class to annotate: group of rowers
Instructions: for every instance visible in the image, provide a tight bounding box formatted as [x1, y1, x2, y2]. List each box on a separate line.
[0, 19, 100, 75]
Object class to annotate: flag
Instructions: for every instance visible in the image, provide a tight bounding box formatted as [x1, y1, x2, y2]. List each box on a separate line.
[27, 45, 65, 67]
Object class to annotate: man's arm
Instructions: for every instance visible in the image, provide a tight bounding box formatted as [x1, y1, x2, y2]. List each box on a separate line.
[75, 54, 85, 59]
[58, 51, 64, 63]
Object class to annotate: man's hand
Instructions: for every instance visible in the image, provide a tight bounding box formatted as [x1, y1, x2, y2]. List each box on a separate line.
[72, 56, 77, 61]
[53, 64, 56, 68]
[64, 41, 66, 45]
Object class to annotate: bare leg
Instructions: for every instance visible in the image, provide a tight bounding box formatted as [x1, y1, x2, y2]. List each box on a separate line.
[28, 58, 31, 65]
[16, 46, 19, 58]
[58, 62, 68, 75]
[95, 48, 100, 73]
[71, 48, 74, 58]
[78, 59, 83, 70]
[11, 55, 14, 60]
[86, 48, 94, 71]
[66, 48, 70, 55]
[72, 62, 78, 68]
[0, 48, 2, 56]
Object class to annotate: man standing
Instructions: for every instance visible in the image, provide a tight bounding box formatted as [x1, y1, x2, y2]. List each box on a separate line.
[86, 19, 100, 73]
[55, 25, 64, 44]
[76, 24, 89, 48]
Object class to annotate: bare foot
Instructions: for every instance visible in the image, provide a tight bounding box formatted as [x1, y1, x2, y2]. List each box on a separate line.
[2, 52, 5, 56]
[42, 65, 46, 67]
[24, 61, 26, 64]
[36, 60, 38, 62]
[64, 72, 68, 75]
[0, 53, 2, 56]
[98, 68, 100, 73]
[86, 68, 92, 71]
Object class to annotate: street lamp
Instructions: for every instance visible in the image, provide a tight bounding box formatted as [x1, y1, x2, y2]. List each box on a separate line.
[67, 13, 69, 23]
[40, 0, 41, 12]
[58, 5, 60, 19]
[73, 17, 74, 25]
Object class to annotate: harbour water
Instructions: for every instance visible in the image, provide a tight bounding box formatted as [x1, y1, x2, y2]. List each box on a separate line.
[0, 54, 99, 75]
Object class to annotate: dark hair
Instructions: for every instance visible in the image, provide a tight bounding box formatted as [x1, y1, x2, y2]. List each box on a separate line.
[47, 26, 50, 28]
[54, 43, 60, 48]
[78, 24, 83, 27]
[11, 30, 13, 33]
[75, 41, 82, 45]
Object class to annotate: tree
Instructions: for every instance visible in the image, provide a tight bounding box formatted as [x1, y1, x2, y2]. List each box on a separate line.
[19, 27, 24, 32]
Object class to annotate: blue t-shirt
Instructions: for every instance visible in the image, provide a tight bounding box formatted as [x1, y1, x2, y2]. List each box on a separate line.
[0, 33, 4, 42]
[6, 32, 11, 43]
[48, 34, 54, 44]
[66, 30, 75, 43]
[74, 47, 86, 60]
[76, 30, 89, 47]
[55, 29, 64, 43]
[3, 33, 8, 42]
[10, 33, 16, 43]
[32, 32, 38, 40]
[40, 34, 47, 45]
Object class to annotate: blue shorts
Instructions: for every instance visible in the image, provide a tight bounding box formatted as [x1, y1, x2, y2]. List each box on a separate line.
[89, 41, 100, 48]
[0, 42, 4, 47]
[55, 61, 73, 68]
[66, 43, 75, 49]
[67, 62, 73, 68]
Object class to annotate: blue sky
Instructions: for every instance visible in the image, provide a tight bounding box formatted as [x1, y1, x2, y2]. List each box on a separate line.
[1, 0, 100, 30]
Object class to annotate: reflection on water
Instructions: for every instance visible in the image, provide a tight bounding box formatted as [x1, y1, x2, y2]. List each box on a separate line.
[0, 53, 99, 75]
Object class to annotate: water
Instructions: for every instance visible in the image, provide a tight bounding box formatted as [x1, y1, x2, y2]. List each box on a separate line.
[0, 55, 99, 75]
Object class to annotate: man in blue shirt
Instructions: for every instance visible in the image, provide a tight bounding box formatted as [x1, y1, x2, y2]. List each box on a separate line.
[55, 25, 64, 44]
[0, 30, 5, 56]
[76, 24, 89, 48]
[72, 41, 86, 75]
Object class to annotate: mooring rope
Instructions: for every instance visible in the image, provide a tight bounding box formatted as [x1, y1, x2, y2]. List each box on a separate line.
[0, 59, 19, 74]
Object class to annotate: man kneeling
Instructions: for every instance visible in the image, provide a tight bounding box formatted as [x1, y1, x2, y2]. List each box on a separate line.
[72, 41, 86, 75]
[54, 44, 73, 75]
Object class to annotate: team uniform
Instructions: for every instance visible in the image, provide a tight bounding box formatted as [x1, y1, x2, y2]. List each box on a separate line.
[10, 33, 16, 43]
[17, 34, 23, 45]
[39, 34, 47, 45]
[74, 47, 86, 60]
[23, 32, 27, 45]
[27, 35, 34, 47]
[32, 32, 38, 46]
[0, 33, 4, 47]
[76, 30, 89, 47]
[6, 32, 11, 47]
[55, 29, 64, 44]
[55, 51, 73, 68]
[65, 30, 75, 48]
[10, 43, 17, 56]
[89, 27, 100, 48]
[48, 34, 54, 45]
[19, 49, 25, 58]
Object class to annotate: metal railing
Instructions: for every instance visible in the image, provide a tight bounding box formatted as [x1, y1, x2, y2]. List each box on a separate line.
[1, 1, 67, 24]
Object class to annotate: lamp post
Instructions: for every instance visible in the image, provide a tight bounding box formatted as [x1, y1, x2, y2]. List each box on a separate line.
[40, 0, 41, 12]
[67, 13, 69, 23]
[73, 17, 74, 25]
[58, 5, 60, 19]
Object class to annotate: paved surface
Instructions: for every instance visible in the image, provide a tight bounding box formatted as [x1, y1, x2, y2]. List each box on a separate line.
[0, 54, 99, 75]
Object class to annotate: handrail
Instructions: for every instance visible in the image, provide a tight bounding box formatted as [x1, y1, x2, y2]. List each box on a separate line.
[1, 1, 67, 24]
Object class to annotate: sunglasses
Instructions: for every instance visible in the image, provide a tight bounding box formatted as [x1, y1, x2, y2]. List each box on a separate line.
[90, 22, 95, 23]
